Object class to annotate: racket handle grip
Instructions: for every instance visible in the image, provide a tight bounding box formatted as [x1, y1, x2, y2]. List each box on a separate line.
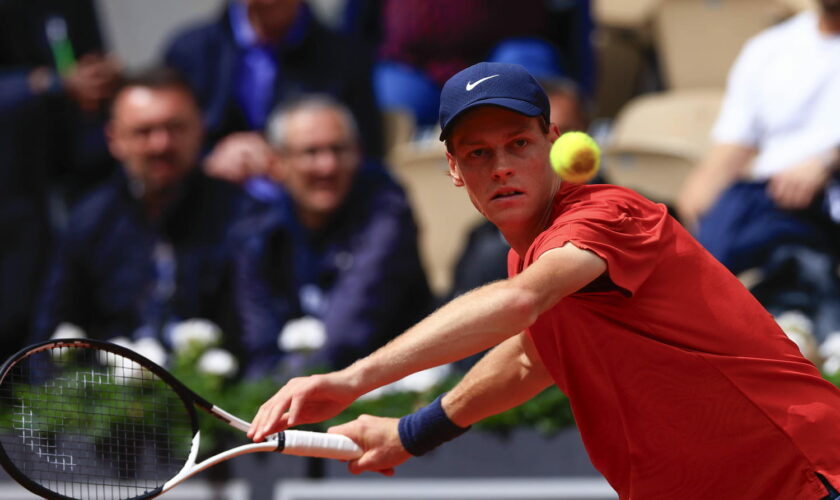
[280, 430, 363, 460]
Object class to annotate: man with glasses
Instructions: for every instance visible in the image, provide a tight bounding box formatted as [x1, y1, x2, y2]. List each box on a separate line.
[33, 67, 243, 345]
[233, 95, 432, 378]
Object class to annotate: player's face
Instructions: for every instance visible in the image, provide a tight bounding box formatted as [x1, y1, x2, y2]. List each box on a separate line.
[108, 87, 202, 195]
[272, 107, 360, 229]
[446, 106, 561, 234]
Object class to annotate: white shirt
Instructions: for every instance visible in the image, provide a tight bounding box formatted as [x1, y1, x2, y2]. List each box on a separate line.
[712, 11, 840, 179]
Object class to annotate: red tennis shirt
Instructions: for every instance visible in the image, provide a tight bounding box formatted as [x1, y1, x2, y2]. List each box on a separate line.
[510, 183, 840, 499]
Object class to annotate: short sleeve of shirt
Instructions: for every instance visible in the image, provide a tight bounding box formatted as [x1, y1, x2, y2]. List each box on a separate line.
[527, 189, 670, 296]
[711, 34, 770, 146]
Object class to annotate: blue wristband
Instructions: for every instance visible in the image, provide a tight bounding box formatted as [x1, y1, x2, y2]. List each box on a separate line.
[398, 393, 470, 456]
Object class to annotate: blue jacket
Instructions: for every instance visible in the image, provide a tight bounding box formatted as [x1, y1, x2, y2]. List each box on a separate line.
[33, 169, 245, 345]
[163, 2, 383, 158]
[233, 162, 432, 376]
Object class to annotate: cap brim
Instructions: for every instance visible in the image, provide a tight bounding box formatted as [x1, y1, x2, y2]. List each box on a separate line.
[439, 97, 544, 141]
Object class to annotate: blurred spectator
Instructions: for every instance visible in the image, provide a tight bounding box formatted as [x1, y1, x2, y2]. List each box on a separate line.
[676, 0, 840, 353]
[32, 68, 244, 346]
[371, 0, 594, 129]
[233, 95, 431, 377]
[163, 0, 383, 197]
[0, 0, 119, 360]
[541, 77, 591, 137]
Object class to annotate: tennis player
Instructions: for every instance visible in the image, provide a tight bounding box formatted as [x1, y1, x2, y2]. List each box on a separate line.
[249, 62, 840, 499]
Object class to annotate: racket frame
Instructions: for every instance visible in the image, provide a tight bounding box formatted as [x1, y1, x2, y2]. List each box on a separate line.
[0, 339, 205, 500]
[0, 339, 361, 500]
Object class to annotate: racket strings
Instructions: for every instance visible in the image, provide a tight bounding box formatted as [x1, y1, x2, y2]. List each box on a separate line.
[0, 346, 194, 500]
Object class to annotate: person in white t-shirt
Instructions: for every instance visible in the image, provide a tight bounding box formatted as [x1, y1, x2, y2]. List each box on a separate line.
[677, 0, 840, 358]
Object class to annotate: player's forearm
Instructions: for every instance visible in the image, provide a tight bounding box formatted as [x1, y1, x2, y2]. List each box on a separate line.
[351, 282, 537, 387]
[393, 334, 552, 457]
[344, 280, 542, 395]
[342, 245, 604, 397]
[442, 333, 553, 427]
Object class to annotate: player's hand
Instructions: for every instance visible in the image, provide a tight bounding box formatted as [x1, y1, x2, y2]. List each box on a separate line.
[767, 154, 834, 210]
[204, 132, 273, 184]
[248, 372, 360, 442]
[328, 415, 410, 476]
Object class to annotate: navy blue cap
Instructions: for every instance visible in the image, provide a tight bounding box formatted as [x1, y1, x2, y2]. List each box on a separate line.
[438, 62, 550, 141]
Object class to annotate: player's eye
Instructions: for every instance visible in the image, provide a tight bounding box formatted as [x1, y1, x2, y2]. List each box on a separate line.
[468, 148, 488, 158]
[512, 138, 529, 148]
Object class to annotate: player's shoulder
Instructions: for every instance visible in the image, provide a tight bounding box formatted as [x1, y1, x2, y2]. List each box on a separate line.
[553, 183, 662, 220]
[545, 183, 672, 245]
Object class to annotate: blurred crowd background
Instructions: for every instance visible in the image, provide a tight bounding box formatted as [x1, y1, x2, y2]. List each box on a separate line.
[2, 0, 840, 390]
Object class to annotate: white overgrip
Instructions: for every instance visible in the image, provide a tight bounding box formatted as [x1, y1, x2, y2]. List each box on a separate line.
[282, 430, 362, 460]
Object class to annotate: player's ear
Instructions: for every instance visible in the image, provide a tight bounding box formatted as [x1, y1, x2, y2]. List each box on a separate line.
[446, 151, 465, 187]
[547, 122, 561, 143]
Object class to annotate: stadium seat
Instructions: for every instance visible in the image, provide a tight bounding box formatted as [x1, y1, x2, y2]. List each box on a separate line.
[382, 110, 416, 160]
[593, 0, 663, 30]
[602, 88, 724, 205]
[389, 140, 484, 296]
[653, 0, 790, 90]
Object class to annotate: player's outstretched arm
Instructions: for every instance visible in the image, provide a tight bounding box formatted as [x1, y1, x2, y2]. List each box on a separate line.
[250, 243, 604, 442]
[327, 332, 553, 475]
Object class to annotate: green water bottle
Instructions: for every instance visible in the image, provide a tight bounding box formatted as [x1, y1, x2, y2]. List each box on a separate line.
[45, 15, 76, 76]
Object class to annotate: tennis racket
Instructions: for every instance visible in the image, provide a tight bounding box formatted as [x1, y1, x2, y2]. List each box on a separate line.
[0, 338, 362, 500]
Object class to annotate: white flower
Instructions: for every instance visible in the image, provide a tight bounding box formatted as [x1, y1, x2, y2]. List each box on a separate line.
[108, 336, 133, 350]
[357, 385, 392, 401]
[776, 310, 819, 363]
[824, 356, 840, 376]
[278, 316, 327, 352]
[97, 336, 133, 366]
[49, 323, 86, 360]
[98, 337, 162, 384]
[358, 365, 452, 401]
[170, 319, 222, 352]
[776, 310, 814, 336]
[132, 337, 167, 367]
[395, 365, 452, 393]
[197, 348, 239, 378]
[111, 359, 148, 386]
[51, 323, 86, 340]
[820, 333, 840, 360]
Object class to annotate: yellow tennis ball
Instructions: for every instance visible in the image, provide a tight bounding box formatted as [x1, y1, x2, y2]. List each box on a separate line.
[549, 131, 601, 183]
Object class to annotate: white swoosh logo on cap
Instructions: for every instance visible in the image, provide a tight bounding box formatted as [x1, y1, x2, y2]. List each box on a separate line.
[466, 74, 500, 91]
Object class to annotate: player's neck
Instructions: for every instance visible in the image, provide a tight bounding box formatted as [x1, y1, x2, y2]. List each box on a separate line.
[500, 206, 556, 257]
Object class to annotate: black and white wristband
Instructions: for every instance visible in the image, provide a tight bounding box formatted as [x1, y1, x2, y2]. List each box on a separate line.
[398, 393, 471, 456]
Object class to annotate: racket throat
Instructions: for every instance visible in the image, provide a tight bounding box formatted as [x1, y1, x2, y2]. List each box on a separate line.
[161, 431, 203, 493]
